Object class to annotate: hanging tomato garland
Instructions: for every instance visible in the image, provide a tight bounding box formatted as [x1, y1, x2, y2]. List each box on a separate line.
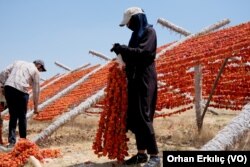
[92, 60, 129, 162]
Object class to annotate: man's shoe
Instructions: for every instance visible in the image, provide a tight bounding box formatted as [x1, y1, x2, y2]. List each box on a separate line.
[6, 143, 15, 149]
[124, 153, 148, 165]
[143, 156, 161, 167]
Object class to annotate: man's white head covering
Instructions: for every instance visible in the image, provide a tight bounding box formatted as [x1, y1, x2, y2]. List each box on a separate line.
[119, 7, 144, 27]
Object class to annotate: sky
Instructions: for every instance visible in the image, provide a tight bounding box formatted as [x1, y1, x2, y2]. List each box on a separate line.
[0, 0, 249, 79]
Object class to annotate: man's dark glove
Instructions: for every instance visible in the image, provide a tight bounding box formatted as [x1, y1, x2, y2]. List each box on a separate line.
[110, 43, 121, 55]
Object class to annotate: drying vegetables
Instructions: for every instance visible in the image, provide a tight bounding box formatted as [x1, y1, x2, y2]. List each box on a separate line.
[156, 22, 250, 116]
[0, 138, 60, 167]
[33, 64, 111, 121]
[93, 61, 129, 162]
[28, 65, 99, 110]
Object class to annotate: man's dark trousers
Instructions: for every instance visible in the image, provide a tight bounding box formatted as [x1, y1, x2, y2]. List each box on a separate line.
[4, 86, 29, 144]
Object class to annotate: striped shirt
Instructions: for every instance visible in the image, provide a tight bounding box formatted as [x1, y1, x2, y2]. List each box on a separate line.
[0, 60, 40, 108]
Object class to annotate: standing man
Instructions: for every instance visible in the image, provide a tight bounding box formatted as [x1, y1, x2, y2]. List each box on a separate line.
[111, 7, 160, 167]
[0, 60, 46, 148]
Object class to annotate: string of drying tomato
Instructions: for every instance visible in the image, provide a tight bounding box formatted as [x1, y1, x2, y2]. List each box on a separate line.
[28, 65, 99, 110]
[0, 66, 100, 122]
[92, 61, 129, 163]
[0, 138, 60, 167]
[39, 74, 59, 88]
[33, 63, 112, 121]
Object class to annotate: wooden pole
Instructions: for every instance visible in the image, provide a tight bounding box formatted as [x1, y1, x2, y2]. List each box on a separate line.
[200, 58, 229, 130]
[194, 64, 203, 133]
[54, 61, 72, 71]
[89, 50, 111, 61]
[157, 18, 191, 36]
[201, 103, 250, 150]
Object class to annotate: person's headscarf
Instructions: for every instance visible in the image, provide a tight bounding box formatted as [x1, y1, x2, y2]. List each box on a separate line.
[128, 13, 152, 47]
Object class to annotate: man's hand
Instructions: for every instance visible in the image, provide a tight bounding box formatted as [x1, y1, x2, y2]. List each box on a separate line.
[0, 86, 4, 96]
[34, 106, 39, 115]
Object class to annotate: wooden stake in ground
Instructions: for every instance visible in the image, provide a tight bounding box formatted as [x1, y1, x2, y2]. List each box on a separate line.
[194, 65, 202, 133]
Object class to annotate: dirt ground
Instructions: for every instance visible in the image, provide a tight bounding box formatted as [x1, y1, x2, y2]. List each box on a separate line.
[2, 108, 249, 167]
